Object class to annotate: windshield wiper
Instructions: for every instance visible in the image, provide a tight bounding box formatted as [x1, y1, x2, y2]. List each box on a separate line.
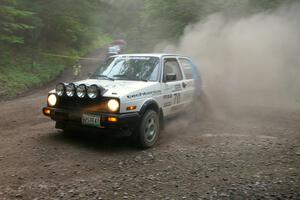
[113, 74, 131, 80]
[90, 74, 114, 81]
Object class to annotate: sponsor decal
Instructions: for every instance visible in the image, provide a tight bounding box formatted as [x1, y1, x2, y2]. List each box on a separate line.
[163, 102, 172, 107]
[127, 90, 162, 99]
[163, 94, 172, 99]
[172, 84, 182, 92]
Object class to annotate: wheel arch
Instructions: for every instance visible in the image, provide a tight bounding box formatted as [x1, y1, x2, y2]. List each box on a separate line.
[139, 99, 160, 115]
[139, 99, 164, 129]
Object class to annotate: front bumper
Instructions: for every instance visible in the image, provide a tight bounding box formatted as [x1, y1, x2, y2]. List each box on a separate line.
[43, 107, 140, 132]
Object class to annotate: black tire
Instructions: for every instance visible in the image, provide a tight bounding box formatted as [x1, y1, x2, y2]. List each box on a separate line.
[132, 110, 160, 148]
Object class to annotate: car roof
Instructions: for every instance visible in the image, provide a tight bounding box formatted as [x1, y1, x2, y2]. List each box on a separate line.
[112, 53, 189, 58]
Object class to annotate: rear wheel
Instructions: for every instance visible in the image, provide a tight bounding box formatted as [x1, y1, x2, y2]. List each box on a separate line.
[132, 110, 160, 148]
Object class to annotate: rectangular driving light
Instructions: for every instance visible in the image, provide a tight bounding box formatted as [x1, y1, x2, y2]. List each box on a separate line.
[126, 106, 137, 111]
[107, 116, 118, 122]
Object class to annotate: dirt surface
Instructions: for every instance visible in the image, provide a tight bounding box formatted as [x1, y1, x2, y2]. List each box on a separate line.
[0, 51, 300, 200]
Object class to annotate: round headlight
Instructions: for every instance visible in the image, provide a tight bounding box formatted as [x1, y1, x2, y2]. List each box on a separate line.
[76, 84, 86, 98]
[66, 83, 75, 97]
[48, 94, 57, 106]
[87, 85, 99, 99]
[56, 83, 65, 96]
[107, 99, 119, 112]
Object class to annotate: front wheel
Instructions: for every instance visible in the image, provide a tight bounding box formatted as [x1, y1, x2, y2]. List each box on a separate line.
[132, 110, 160, 148]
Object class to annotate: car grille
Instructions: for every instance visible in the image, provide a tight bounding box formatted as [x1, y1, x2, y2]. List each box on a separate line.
[56, 96, 110, 112]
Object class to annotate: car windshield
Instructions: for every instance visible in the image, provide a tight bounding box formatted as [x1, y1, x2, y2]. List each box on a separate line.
[91, 56, 160, 81]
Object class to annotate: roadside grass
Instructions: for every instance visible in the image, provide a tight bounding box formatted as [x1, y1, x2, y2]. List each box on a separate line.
[0, 55, 67, 98]
[0, 46, 84, 98]
[0, 36, 112, 99]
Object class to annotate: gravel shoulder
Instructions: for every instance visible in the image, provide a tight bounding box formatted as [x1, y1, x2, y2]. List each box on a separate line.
[0, 51, 300, 199]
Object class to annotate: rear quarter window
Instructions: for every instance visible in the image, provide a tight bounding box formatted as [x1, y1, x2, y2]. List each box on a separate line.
[179, 58, 193, 79]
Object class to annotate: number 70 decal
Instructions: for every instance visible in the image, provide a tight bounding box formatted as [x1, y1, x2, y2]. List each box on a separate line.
[173, 93, 181, 104]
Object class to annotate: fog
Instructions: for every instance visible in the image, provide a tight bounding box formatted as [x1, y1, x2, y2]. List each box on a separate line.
[158, 2, 300, 116]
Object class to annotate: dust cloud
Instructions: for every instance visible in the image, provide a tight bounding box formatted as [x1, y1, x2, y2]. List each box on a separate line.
[159, 2, 300, 117]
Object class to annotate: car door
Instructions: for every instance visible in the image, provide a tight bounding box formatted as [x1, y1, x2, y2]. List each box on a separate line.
[161, 57, 185, 117]
[178, 57, 196, 106]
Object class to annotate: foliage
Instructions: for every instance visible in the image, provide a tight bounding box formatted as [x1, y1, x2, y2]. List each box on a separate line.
[0, 0, 113, 97]
[0, 51, 66, 97]
[0, 0, 296, 97]
[0, 0, 34, 44]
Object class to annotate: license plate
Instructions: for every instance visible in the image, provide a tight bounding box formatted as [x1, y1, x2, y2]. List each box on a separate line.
[82, 113, 101, 127]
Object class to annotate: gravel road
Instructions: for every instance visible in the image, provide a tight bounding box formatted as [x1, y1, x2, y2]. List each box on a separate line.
[0, 51, 299, 200]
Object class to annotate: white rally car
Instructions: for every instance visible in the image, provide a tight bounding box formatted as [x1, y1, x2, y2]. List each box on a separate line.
[43, 54, 202, 148]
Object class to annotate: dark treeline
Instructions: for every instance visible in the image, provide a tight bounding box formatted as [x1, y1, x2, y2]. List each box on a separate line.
[1, 0, 113, 52]
[0, 0, 141, 96]
[1, 0, 295, 54]
[0, 0, 295, 96]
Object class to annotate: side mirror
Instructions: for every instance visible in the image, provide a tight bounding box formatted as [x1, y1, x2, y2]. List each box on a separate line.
[165, 73, 177, 82]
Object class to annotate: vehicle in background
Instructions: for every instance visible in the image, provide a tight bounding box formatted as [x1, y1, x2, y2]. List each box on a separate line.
[106, 39, 127, 57]
[43, 54, 203, 148]
[107, 45, 121, 57]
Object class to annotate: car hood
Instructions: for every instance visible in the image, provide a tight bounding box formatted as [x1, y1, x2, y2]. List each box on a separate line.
[74, 79, 158, 98]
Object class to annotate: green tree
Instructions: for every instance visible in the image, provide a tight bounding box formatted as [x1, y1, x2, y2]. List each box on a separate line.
[0, 0, 34, 44]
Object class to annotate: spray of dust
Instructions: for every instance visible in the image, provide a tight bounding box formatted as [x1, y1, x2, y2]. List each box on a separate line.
[158, 3, 300, 120]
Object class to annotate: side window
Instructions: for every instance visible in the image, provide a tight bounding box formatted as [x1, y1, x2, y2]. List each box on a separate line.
[163, 58, 183, 82]
[179, 58, 193, 79]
